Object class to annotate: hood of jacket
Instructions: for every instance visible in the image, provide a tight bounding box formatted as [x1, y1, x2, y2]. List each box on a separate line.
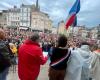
[24, 39, 40, 47]
[78, 45, 92, 59]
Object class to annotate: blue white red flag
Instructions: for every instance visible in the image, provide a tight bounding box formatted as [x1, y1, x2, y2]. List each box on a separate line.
[72, 16, 77, 27]
[65, 0, 80, 29]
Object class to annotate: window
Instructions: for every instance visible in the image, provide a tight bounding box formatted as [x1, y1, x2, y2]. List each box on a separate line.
[21, 8, 23, 12]
[23, 13, 27, 17]
[27, 8, 30, 12]
[27, 23, 30, 26]
[27, 17, 30, 20]
[23, 23, 26, 26]
[18, 17, 19, 20]
[27, 13, 30, 17]
[20, 23, 23, 26]
[24, 8, 27, 12]
[23, 17, 27, 20]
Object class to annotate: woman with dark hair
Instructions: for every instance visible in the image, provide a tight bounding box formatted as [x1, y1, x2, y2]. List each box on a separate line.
[48, 35, 71, 80]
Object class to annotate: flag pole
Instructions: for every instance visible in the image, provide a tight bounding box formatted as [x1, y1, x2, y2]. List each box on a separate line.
[71, 26, 74, 37]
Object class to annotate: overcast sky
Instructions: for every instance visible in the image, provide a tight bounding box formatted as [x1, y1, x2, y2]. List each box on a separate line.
[0, 0, 100, 28]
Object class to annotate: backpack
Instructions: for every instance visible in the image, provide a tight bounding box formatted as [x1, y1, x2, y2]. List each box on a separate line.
[0, 40, 13, 73]
[0, 52, 11, 73]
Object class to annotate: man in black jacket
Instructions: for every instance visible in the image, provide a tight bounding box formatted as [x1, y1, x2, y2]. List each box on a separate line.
[0, 28, 12, 80]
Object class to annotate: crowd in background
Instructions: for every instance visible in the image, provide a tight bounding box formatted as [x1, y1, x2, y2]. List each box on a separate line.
[0, 27, 99, 52]
[1, 28, 57, 50]
[0, 28, 100, 80]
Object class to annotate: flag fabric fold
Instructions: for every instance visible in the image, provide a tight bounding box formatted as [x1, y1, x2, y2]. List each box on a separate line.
[65, 0, 80, 30]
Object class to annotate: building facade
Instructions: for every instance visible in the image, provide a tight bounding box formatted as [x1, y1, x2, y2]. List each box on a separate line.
[31, 0, 52, 32]
[52, 27, 57, 34]
[90, 25, 100, 39]
[97, 24, 100, 39]
[57, 21, 65, 34]
[0, 10, 7, 28]
[90, 27, 98, 39]
[31, 11, 52, 32]
[20, 4, 32, 28]
[78, 26, 89, 39]
[0, 0, 53, 32]
[0, 12, 3, 28]
[6, 6, 20, 28]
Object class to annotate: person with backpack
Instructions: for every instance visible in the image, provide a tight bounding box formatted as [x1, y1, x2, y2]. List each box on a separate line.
[0, 28, 12, 80]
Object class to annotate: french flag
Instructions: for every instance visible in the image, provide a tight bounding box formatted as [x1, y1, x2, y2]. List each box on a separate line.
[65, 0, 80, 29]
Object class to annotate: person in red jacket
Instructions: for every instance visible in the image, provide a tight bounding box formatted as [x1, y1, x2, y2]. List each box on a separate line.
[18, 33, 48, 80]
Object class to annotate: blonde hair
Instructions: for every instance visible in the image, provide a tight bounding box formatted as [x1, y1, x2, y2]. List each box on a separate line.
[0, 28, 5, 40]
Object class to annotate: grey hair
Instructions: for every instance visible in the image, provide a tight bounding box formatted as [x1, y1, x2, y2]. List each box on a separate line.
[30, 33, 40, 42]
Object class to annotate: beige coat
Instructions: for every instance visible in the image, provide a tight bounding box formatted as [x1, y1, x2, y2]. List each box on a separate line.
[90, 51, 100, 80]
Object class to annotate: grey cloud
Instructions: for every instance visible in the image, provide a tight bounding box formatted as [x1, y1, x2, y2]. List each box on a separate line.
[0, 1, 13, 9]
[0, 0, 100, 27]
[78, 0, 100, 27]
[39, 0, 74, 26]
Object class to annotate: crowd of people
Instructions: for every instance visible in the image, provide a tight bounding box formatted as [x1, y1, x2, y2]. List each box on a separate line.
[0, 28, 100, 80]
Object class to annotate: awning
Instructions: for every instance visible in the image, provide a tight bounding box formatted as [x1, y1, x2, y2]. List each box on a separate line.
[19, 27, 28, 30]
